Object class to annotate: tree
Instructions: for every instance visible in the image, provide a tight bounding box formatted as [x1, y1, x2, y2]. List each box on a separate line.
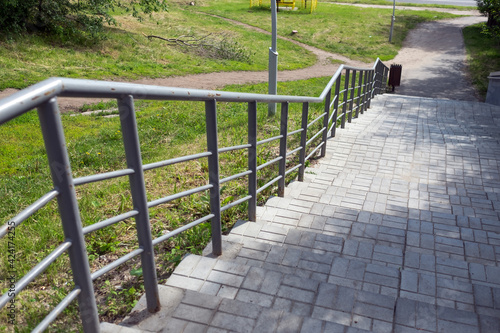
[477, 0, 500, 39]
[0, 0, 167, 43]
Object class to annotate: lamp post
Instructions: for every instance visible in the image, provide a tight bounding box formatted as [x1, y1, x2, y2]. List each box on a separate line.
[268, 0, 278, 116]
[389, 0, 395, 43]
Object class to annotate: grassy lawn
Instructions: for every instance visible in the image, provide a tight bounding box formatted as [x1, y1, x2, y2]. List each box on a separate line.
[463, 24, 500, 100]
[320, 0, 477, 10]
[0, 76, 335, 331]
[195, 0, 459, 61]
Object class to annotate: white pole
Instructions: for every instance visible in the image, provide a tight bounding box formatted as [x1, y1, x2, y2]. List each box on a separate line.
[268, 0, 278, 116]
[389, 0, 396, 43]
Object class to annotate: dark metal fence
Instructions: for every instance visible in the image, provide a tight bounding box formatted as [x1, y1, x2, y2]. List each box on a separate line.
[0, 59, 388, 332]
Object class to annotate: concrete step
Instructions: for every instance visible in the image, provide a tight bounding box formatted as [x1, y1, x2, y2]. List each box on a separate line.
[214, 221, 500, 317]
[101, 284, 372, 333]
[255, 201, 500, 267]
[164, 253, 500, 333]
[165, 254, 397, 332]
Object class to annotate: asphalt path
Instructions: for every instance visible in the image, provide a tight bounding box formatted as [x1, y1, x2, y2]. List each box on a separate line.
[386, 0, 476, 7]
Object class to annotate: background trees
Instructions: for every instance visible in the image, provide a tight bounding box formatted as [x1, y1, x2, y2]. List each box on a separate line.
[477, 0, 500, 39]
[0, 0, 167, 44]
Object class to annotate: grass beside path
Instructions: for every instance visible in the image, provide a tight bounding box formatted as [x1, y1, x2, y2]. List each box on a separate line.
[463, 24, 500, 100]
[196, 0, 460, 62]
[0, 0, 460, 91]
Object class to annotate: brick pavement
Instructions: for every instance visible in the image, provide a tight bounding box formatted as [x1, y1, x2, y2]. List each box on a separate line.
[102, 94, 500, 332]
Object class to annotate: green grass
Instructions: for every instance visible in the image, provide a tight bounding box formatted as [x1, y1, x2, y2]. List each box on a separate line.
[0, 76, 338, 331]
[463, 23, 500, 100]
[0, 4, 315, 90]
[194, 0, 460, 61]
[320, 0, 477, 10]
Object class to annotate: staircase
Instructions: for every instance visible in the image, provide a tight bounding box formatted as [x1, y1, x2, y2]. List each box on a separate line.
[101, 94, 500, 333]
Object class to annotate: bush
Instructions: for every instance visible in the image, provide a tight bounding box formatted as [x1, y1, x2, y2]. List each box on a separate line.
[477, 0, 500, 39]
[0, 0, 168, 44]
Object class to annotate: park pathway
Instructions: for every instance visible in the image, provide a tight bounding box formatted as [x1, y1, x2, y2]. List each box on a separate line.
[103, 93, 500, 332]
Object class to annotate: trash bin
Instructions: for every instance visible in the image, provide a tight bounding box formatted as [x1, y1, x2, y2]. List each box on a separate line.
[486, 71, 500, 106]
[388, 64, 402, 92]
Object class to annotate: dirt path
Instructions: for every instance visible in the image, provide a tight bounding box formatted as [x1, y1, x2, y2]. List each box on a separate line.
[0, 5, 486, 110]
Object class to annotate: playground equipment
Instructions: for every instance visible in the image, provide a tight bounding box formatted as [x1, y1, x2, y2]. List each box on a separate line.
[250, 0, 317, 13]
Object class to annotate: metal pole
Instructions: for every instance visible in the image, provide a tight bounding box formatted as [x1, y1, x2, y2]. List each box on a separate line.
[268, 0, 278, 116]
[278, 102, 289, 197]
[248, 101, 257, 222]
[118, 95, 160, 314]
[205, 100, 222, 255]
[37, 98, 100, 332]
[389, 0, 396, 43]
[298, 102, 309, 181]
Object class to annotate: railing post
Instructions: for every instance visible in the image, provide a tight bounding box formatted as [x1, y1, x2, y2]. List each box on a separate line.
[361, 70, 368, 114]
[331, 75, 341, 137]
[278, 102, 289, 197]
[205, 100, 222, 255]
[248, 101, 257, 222]
[37, 98, 100, 332]
[117, 95, 160, 313]
[298, 102, 309, 181]
[341, 69, 350, 129]
[320, 89, 331, 157]
[348, 70, 356, 123]
[367, 70, 374, 109]
[355, 70, 363, 118]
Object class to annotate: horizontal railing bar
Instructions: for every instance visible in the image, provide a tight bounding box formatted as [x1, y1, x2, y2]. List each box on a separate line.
[287, 128, 303, 137]
[220, 170, 252, 185]
[74, 169, 135, 186]
[256, 175, 282, 194]
[257, 135, 283, 146]
[0, 190, 59, 239]
[143, 152, 211, 171]
[330, 94, 338, 108]
[32, 287, 81, 333]
[218, 144, 251, 154]
[336, 114, 344, 121]
[307, 112, 327, 129]
[220, 195, 252, 212]
[305, 142, 325, 161]
[0, 241, 72, 309]
[148, 184, 213, 208]
[152, 214, 215, 246]
[1, 61, 388, 124]
[306, 127, 326, 146]
[91, 248, 144, 280]
[339, 88, 347, 94]
[285, 164, 302, 176]
[256, 156, 282, 171]
[328, 121, 336, 134]
[338, 101, 346, 108]
[286, 146, 303, 157]
[82, 210, 139, 235]
[328, 109, 337, 123]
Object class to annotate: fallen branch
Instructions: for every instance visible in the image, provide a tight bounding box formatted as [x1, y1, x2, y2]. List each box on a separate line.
[142, 33, 212, 47]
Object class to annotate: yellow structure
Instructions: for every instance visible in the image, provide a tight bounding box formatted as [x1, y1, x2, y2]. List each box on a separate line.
[250, 0, 317, 13]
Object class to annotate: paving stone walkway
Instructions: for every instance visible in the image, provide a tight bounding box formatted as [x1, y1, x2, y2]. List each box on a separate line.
[102, 94, 500, 333]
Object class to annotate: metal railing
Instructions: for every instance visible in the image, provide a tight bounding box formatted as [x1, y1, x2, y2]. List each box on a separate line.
[0, 59, 388, 332]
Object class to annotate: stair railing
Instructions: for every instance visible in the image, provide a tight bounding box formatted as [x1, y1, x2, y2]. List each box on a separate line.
[0, 59, 388, 332]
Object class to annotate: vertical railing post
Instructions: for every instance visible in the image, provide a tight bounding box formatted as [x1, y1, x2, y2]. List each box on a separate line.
[341, 69, 350, 129]
[361, 70, 368, 114]
[37, 98, 100, 332]
[355, 70, 363, 118]
[278, 102, 289, 197]
[367, 70, 374, 109]
[118, 95, 160, 313]
[248, 101, 257, 222]
[205, 100, 222, 255]
[331, 75, 341, 137]
[348, 70, 356, 123]
[320, 89, 331, 157]
[298, 102, 309, 182]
